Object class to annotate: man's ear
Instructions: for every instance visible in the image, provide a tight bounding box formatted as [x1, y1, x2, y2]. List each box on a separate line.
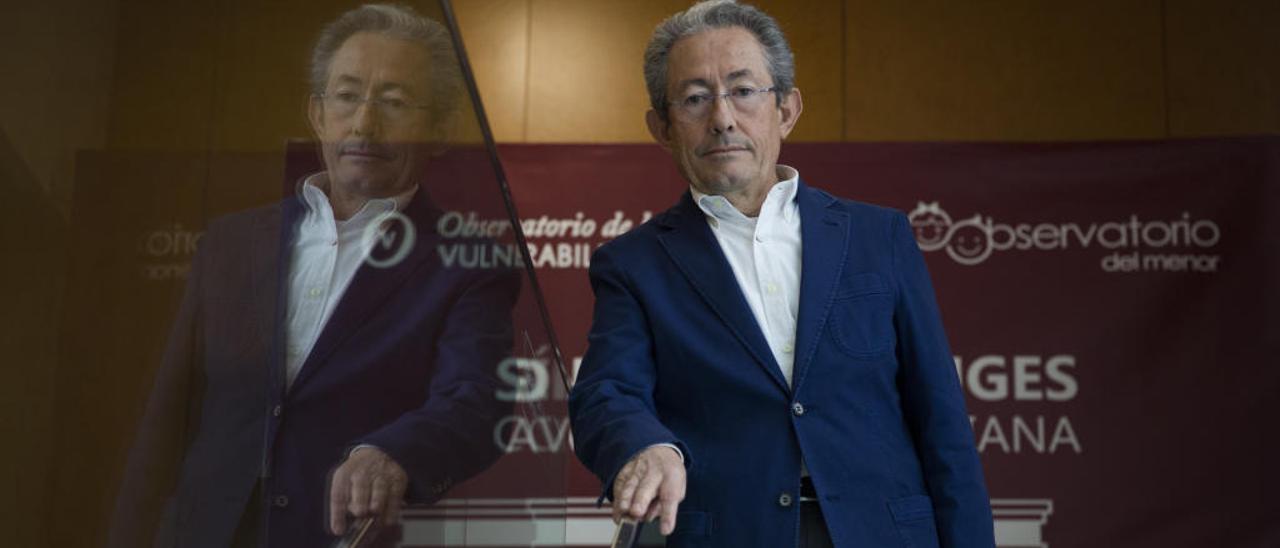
[307, 94, 325, 138]
[777, 87, 804, 139]
[645, 109, 673, 151]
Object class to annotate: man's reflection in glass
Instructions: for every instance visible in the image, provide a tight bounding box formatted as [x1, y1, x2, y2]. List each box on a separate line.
[111, 5, 515, 547]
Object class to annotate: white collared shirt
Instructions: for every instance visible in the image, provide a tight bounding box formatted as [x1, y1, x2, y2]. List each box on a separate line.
[690, 165, 803, 386]
[283, 173, 417, 389]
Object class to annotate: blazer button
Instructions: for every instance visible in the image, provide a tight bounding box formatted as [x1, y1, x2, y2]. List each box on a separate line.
[274, 495, 289, 508]
[791, 402, 805, 416]
[778, 493, 793, 507]
[272, 404, 282, 418]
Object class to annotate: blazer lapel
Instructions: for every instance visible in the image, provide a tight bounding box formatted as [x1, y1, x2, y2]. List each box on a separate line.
[259, 199, 298, 402]
[657, 192, 790, 394]
[288, 191, 438, 393]
[791, 182, 850, 392]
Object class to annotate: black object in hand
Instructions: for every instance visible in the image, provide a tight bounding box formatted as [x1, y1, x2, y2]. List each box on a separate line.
[611, 518, 644, 548]
[332, 517, 376, 548]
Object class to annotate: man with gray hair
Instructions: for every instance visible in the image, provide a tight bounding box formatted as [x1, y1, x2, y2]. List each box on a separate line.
[570, 1, 995, 546]
[111, 5, 514, 547]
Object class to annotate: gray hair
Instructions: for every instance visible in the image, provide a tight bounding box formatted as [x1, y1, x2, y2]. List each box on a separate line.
[309, 3, 461, 118]
[643, 0, 796, 121]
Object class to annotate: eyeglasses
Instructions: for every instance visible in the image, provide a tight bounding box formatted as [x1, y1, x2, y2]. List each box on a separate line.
[668, 86, 777, 121]
[317, 91, 430, 123]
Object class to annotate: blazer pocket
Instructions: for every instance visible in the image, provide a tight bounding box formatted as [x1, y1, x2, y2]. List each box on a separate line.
[833, 271, 887, 300]
[888, 495, 940, 548]
[830, 274, 893, 357]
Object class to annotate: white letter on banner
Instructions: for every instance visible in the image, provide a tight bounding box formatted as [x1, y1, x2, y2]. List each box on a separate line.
[968, 356, 1008, 401]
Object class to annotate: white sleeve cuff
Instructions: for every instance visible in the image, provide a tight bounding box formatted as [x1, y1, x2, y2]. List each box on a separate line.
[649, 442, 684, 463]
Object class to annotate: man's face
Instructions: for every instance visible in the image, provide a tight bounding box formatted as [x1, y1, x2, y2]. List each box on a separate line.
[646, 26, 802, 197]
[309, 32, 438, 199]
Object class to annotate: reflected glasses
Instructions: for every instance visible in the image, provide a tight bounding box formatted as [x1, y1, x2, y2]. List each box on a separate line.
[318, 91, 430, 123]
[668, 86, 777, 121]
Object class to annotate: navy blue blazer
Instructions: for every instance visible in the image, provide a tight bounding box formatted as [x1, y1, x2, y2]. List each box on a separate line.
[570, 181, 994, 548]
[112, 188, 517, 548]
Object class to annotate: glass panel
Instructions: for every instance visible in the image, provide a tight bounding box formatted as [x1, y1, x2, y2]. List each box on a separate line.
[0, 1, 569, 546]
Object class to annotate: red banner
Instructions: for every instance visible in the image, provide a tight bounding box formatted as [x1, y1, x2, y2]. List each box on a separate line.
[471, 137, 1279, 547]
[76, 138, 1278, 546]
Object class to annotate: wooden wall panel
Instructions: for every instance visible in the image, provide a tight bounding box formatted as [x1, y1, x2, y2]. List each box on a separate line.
[522, 0, 844, 143]
[0, 130, 63, 548]
[0, 0, 118, 208]
[752, 0, 846, 141]
[454, 0, 530, 142]
[843, 0, 1167, 141]
[525, 0, 688, 142]
[105, 0, 221, 149]
[0, 1, 117, 545]
[1165, 0, 1280, 137]
[204, 1, 331, 151]
[80, 0, 1280, 149]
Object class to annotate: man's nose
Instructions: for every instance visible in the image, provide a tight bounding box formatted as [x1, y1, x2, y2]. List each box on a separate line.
[708, 94, 736, 134]
[352, 100, 380, 136]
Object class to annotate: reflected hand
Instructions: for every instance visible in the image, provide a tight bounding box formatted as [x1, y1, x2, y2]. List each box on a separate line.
[612, 445, 685, 536]
[328, 446, 408, 536]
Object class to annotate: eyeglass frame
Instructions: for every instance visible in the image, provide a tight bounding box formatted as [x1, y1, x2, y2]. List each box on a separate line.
[314, 91, 433, 123]
[665, 86, 780, 121]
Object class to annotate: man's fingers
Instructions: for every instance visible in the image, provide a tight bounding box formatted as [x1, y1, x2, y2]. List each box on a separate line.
[658, 470, 686, 506]
[656, 461, 685, 535]
[613, 462, 643, 519]
[348, 469, 370, 517]
[628, 468, 664, 521]
[612, 472, 636, 523]
[368, 474, 389, 514]
[643, 499, 661, 523]
[659, 497, 679, 536]
[329, 466, 352, 535]
[329, 448, 409, 535]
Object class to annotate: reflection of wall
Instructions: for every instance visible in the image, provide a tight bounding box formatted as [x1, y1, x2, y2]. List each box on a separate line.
[0, 5, 116, 545]
[0, 0, 118, 210]
[49, 151, 275, 548]
[0, 129, 69, 548]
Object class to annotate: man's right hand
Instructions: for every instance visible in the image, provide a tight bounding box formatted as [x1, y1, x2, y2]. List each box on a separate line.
[612, 445, 686, 536]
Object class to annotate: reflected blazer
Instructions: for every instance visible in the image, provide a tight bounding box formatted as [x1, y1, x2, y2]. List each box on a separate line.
[570, 181, 995, 548]
[112, 189, 517, 548]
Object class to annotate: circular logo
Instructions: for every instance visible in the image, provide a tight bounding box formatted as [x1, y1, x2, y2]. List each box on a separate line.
[363, 211, 416, 268]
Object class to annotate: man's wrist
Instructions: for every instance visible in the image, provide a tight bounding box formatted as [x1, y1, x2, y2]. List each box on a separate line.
[348, 443, 380, 458]
[648, 442, 684, 463]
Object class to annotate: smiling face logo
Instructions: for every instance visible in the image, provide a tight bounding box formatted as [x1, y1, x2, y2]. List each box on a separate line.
[907, 201, 997, 266]
[944, 214, 994, 266]
[908, 201, 954, 251]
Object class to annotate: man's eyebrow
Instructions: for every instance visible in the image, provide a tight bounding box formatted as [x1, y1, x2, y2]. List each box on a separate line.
[726, 68, 755, 81]
[330, 74, 364, 88]
[331, 75, 416, 96]
[674, 77, 713, 92]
